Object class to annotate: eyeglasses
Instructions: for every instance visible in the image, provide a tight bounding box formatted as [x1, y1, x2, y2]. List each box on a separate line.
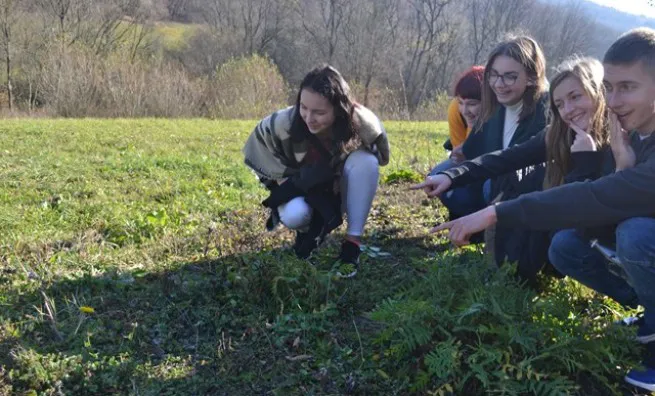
[488, 72, 519, 86]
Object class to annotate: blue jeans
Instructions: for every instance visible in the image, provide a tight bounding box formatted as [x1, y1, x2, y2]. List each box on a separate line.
[429, 158, 492, 219]
[428, 158, 457, 176]
[439, 180, 492, 219]
[548, 217, 655, 332]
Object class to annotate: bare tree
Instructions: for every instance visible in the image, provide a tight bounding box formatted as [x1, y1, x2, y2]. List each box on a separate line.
[195, 0, 289, 55]
[84, 0, 151, 58]
[0, 0, 18, 109]
[466, 0, 495, 65]
[341, 0, 400, 105]
[401, 0, 456, 112]
[166, 0, 191, 21]
[297, 0, 350, 63]
[464, 0, 535, 65]
[32, 0, 150, 58]
[528, 0, 597, 68]
[0, 0, 619, 118]
[34, 0, 92, 46]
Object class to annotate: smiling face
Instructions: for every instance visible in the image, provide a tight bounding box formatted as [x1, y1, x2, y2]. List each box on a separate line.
[488, 55, 529, 106]
[603, 61, 655, 134]
[552, 75, 596, 132]
[457, 97, 482, 126]
[299, 88, 336, 135]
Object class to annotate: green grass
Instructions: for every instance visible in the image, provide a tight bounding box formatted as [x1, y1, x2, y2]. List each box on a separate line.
[0, 119, 644, 395]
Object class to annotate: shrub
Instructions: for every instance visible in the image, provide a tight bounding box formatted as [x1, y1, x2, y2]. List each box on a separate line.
[349, 81, 411, 121]
[370, 253, 639, 395]
[208, 54, 289, 119]
[38, 47, 203, 117]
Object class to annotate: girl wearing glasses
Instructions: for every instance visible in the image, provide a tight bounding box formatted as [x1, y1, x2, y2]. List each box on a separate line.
[428, 36, 549, 226]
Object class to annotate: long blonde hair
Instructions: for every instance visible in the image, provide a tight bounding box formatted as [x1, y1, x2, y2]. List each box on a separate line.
[479, 35, 547, 127]
[543, 57, 608, 189]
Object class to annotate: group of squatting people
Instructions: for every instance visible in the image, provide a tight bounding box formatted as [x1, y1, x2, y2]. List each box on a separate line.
[242, 27, 655, 391]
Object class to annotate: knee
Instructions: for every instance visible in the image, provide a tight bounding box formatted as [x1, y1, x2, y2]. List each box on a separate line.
[439, 186, 480, 216]
[616, 218, 655, 263]
[344, 150, 379, 176]
[429, 158, 455, 175]
[439, 188, 457, 206]
[278, 197, 312, 230]
[547, 230, 581, 272]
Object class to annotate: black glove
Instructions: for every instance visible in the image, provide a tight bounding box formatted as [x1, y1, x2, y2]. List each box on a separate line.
[291, 161, 334, 192]
[262, 179, 304, 209]
[442, 139, 453, 151]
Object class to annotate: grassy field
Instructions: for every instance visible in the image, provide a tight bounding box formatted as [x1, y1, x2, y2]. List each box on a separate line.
[0, 119, 646, 395]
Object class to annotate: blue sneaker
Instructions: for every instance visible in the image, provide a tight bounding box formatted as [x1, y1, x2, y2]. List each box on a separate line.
[615, 315, 643, 327]
[625, 367, 655, 392]
[637, 322, 655, 344]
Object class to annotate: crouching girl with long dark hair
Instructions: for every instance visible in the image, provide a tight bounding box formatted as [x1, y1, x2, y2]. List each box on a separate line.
[243, 65, 390, 277]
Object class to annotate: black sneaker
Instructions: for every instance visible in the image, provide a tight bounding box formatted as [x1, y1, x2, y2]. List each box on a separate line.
[293, 231, 309, 257]
[293, 215, 328, 259]
[294, 230, 324, 259]
[336, 240, 361, 278]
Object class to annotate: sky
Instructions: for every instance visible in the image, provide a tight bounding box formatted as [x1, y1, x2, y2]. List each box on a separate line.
[586, 0, 655, 18]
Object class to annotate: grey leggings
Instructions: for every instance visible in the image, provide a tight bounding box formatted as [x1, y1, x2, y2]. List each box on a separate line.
[278, 150, 380, 236]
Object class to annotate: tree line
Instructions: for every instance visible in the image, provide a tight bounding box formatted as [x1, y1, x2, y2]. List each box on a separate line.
[0, 0, 619, 119]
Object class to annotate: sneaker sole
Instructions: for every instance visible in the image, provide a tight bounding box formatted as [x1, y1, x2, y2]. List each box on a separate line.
[624, 375, 655, 391]
[636, 333, 655, 344]
[336, 270, 358, 279]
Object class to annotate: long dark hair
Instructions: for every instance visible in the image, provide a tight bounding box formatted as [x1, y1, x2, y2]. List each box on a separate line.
[289, 65, 359, 154]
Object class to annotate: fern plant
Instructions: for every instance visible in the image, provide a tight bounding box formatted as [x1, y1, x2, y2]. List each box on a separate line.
[370, 251, 640, 395]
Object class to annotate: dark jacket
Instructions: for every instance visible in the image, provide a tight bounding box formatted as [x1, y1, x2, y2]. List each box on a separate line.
[462, 94, 549, 160]
[441, 128, 613, 284]
[496, 131, 655, 231]
[457, 93, 549, 204]
[444, 129, 613, 188]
